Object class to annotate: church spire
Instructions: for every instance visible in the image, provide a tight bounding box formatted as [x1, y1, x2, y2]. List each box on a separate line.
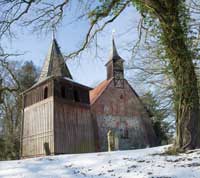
[38, 38, 72, 82]
[106, 35, 124, 87]
[108, 31, 124, 62]
[110, 36, 121, 60]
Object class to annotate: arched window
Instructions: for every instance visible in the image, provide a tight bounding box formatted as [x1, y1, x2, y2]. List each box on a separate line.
[124, 128, 129, 139]
[61, 86, 66, 98]
[74, 90, 80, 102]
[44, 87, 48, 99]
[119, 122, 129, 139]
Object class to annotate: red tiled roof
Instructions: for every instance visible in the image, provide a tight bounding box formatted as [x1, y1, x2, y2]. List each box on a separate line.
[90, 78, 113, 104]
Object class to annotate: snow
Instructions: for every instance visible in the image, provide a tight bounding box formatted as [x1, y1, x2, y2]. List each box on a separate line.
[0, 145, 200, 178]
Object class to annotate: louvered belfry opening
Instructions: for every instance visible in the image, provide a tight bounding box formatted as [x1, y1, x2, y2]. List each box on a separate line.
[44, 86, 48, 99]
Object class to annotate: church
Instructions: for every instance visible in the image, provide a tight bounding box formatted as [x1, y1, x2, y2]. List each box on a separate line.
[21, 37, 156, 158]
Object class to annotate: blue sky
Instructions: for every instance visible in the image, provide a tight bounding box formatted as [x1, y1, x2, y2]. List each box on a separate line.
[4, 4, 142, 90]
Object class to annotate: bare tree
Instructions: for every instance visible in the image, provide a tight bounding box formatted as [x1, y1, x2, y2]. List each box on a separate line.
[0, 0, 200, 151]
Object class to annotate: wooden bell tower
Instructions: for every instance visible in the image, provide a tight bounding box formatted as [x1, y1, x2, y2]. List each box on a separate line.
[21, 38, 95, 158]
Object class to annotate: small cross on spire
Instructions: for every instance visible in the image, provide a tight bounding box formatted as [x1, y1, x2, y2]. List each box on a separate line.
[52, 24, 56, 40]
[112, 29, 116, 39]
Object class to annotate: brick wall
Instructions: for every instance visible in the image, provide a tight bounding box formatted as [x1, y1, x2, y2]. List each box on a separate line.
[91, 79, 156, 151]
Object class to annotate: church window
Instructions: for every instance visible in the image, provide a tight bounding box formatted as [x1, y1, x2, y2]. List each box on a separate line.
[74, 89, 80, 102]
[120, 128, 129, 139]
[44, 87, 48, 99]
[124, 129, 129, 138]
[119, 122, 129, 139]
[61, 86, 66, 98]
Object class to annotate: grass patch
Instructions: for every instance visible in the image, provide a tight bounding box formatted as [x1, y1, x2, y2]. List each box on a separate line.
[164, 146, 180, 155]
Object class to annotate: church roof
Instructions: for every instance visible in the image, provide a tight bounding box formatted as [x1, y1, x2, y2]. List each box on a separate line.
[38, 38, 72, 82]
[89, 78, 113, 104]
[90, 78, 152, 117]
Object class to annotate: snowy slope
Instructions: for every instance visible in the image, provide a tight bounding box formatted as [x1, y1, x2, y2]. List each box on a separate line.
[0, 146, 200, 178]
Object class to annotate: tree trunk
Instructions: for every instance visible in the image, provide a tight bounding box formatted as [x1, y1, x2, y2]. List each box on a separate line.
[158, 4, 200, 150]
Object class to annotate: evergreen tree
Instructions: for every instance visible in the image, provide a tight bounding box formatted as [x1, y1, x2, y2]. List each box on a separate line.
[17, 61, 38, 92]
[141, 92, 174, 145]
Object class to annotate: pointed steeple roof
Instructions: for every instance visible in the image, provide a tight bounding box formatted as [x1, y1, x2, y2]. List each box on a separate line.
[110, 37, 121, 60]
[106, 36, 124, 66]
[38, 38, 72, 82]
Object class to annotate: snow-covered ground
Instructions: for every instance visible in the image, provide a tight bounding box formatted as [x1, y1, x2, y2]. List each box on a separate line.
[0, 146, 200, 178]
